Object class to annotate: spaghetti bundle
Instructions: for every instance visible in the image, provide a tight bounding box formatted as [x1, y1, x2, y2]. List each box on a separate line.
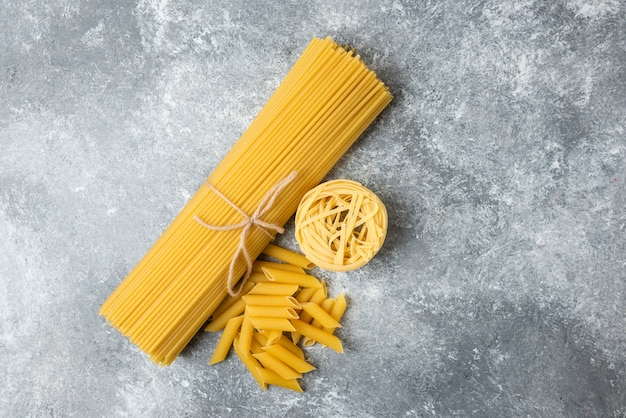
[99, 37, 392, 365]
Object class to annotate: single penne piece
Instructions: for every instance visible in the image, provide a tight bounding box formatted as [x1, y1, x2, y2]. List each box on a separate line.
[301, 302, 342, 328]
[262, 244, 315, 269]
[245, 305, 299, 319]
[256, 367, 303, 393]
[263, 344, 316, 373]
[248, 283, 299, 296]
[249, 317, 296, 332]
[205, 298, 246, 332]
[262, 268, 322, 289]
[252, 260, 305, 274]
[290, 319, 344, 354]
[209, 281, 255, 320]
[238, 316, 254, 354]
[276, 335, 305, 359]
[233, 336, 266, 390]
[209, 315, 243, 365]
[242, 295, 300, 308]
[324, 294, 347, 334]
[252, 352, 302, 380]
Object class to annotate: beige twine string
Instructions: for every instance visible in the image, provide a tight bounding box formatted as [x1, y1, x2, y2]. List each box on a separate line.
[194, 171, 297, 297]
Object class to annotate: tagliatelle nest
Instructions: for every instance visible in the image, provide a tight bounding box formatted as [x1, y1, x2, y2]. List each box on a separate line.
[295, 179, 388, 272]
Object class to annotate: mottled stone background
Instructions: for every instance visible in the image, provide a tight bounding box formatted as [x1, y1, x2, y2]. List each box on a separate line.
[1, 0, 624, 417]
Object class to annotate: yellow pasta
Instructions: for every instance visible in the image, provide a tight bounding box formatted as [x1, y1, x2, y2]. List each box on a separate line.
[245, 305, 299, 319]
[324, 293, 347, 334]
[292, 284, 327, 343]
[209, 281, 255, 321]
[303, 298, 335, 347]
[249, 335, 265, 355]
[294, 287, 318, 304]
[241, 295, 300, 308]
[253, 352, 302, 380]
[204, 298, 246, 332]
[265, 330, 283, 346]
[263, 344, 316, 373]
[257, 367, 303, 393]
[295, 179, 388, 272]
[209, 315, 243, 365]
[99, 36, 390, 365]
[262, 244, 315, 269]
[238, 316, 254, 355]
[249, 317, 296, 332]
[290, 319, 344, 353]
[262, 268, 322, 289]
[251, 261, 304, 274]
[207, 245, 349, 392]
[246, 272, 273, 284]
[276, 335, 305, 360]
[247, 283, 299, 296]
[300, 302, 342, 329]
[233, 337, 266, 390]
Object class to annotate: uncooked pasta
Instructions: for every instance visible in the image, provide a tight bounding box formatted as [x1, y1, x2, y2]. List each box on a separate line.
[100, 37, 390, 366]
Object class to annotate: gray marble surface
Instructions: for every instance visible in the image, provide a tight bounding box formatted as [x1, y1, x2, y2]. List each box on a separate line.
[1, 1, 625, 417]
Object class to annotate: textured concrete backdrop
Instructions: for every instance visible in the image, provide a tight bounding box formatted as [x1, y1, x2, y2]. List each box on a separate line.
[1, 0, 625, 417]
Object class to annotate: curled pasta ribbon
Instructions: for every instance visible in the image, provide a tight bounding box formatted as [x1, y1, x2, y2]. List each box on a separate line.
[295, 179, 387, 272]
[195, 171, 297, 296]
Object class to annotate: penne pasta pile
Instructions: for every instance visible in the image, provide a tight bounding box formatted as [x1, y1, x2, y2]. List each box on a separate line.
[206, 245, 347, 392]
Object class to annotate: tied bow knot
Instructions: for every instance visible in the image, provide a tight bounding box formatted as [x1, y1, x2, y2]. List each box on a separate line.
[194, 171, 297, 296]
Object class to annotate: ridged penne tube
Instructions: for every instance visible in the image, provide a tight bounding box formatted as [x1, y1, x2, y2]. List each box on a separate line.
[263, 344, 316, 373]
[290, 319, 344, 353]
[262, 268, 322, 289]
[257, 367, 303, 393]
[247, 283, 299, 296]
[262, 244, 315, 269]
[300, 302, 342, 328]
[205, 298, 246, 332]
[209, 315, 243, 365]
[234, 337, 266, 390]
[241, 295, 300, 308]
[245, 305, 299, 319]
[249, 317, 296, 332]
[253, 352, 302, 380]
[252, 261, 304, 274]
[238, 317, 254, 354]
